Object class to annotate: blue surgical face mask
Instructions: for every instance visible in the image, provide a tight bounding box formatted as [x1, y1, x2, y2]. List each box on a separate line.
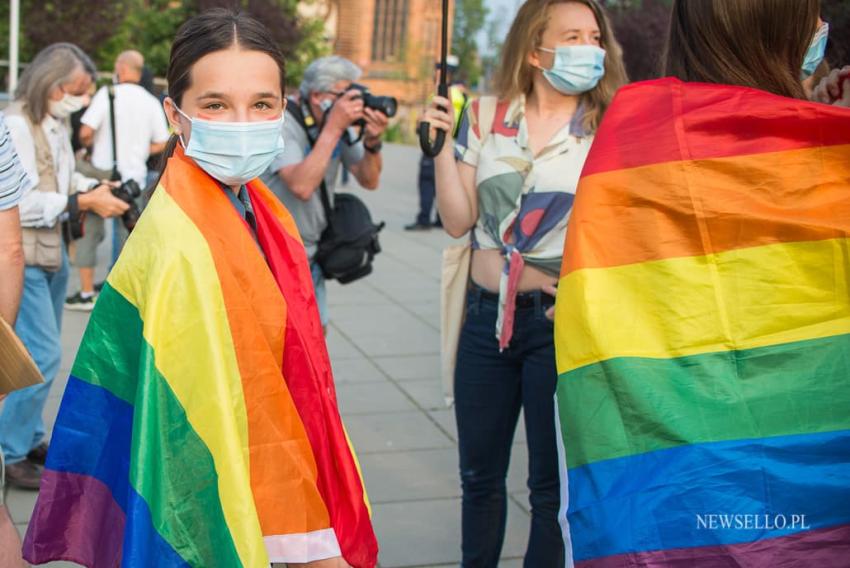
[176, 107, 285, 186]
[802, 22, 829, 79]
[538, 44, 606, 95]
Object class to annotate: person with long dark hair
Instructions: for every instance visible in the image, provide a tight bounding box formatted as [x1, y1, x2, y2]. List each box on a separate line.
[23, 10, 377, 568]
[553, 1, 850, 565]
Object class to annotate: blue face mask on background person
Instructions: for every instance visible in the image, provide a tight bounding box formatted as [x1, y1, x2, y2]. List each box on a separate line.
[176, 107, 285, 186]
[537, 44, 606, 95]
[802, 22, 829, 79]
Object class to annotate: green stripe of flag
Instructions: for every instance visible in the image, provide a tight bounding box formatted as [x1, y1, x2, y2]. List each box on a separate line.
[558, 333, 850, 468]
[72, 284, 243, 566]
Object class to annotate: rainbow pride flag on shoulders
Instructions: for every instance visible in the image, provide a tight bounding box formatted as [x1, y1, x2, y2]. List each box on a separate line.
[23, 148, 378, 567]
[554, 78, 850, 567]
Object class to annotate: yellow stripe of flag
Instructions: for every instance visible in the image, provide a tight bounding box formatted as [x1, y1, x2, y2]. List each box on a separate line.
[108, 188, 268, 567]
[556, 237, 850, 375]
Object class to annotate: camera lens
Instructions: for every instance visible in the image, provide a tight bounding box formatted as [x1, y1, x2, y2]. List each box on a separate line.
[365, 94, 397, 118]
[378, 96, 398, 118]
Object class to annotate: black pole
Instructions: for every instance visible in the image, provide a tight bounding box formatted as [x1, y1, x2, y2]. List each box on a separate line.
[419, 0, 449, 157]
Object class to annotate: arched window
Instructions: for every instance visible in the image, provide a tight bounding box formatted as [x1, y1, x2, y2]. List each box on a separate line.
[371, 0, 409, 61]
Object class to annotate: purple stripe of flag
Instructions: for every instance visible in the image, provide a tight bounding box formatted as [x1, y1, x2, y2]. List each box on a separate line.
[23, 470, 125, 568]
[576, 523, 850, 568]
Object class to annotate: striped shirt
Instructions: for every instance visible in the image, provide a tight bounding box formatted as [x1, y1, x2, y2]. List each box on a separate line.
[0, 113, 31, 211]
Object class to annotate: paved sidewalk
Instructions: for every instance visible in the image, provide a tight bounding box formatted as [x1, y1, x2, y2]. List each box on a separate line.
[3, 144, 532, 567]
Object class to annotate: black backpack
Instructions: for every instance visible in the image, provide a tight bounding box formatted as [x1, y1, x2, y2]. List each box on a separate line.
[286, 101, 385, 284]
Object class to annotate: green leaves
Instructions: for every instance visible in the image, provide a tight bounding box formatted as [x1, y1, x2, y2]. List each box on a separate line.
[0, 0, 329, 92]
[453, 0, 489, 88]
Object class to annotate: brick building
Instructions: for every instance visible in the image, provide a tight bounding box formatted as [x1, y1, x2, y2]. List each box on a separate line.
[307, 0, 454, 106]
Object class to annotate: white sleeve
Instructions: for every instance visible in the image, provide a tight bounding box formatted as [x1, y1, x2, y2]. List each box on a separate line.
[80, 87, 108, 130]
[5, 115, 68, 228]
[72, 171, 98, 194]
[150, 99, 169, 143]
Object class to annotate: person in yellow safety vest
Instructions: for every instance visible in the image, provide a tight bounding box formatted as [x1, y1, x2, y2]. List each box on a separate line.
[405, 55, 469, 231]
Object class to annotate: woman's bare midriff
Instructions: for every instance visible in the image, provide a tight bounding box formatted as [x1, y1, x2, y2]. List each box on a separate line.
[470, 249, 558, 294]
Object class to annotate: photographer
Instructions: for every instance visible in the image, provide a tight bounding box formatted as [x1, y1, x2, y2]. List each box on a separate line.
[66, 50, 169, 311]
[262, 55, 388, 330]
[1, 43, 128, 490]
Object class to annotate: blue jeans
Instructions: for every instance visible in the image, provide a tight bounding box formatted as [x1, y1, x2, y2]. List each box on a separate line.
[310, 259, 329, 327]
[0, 251, 69, 464]
[455, 284, 564, 568]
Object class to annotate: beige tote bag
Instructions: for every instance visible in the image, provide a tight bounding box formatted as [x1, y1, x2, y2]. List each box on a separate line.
[0, 316, 43, 395]
[439, 96, 498, 406]
[440, 243, 472, 406]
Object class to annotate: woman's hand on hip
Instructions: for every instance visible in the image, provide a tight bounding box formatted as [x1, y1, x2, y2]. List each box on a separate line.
[542, 283, 558, 321]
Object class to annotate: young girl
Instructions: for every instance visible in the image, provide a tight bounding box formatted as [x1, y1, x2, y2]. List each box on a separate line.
[423, 1, 626, 566]
[23, 10, 376, 568]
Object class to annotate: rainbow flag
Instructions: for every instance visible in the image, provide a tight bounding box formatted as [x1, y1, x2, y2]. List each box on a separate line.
[554, 78, 850, 566]
[23, 148, 378, 567]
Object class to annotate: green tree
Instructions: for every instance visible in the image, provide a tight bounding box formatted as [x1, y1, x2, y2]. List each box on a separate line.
[94, 0, 191, 78]
[453, 0, 489, 87]
[480, 5, 508, 92]
[1, 0, 329, 91]
[0, 0, 133, 83]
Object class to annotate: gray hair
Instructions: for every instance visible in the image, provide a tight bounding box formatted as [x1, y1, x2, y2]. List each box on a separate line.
[15, 43, 96, 123]
[299, 55, 362, 98]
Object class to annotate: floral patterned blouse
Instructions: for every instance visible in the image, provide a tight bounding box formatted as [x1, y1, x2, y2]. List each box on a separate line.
[455, 94, 594, 349]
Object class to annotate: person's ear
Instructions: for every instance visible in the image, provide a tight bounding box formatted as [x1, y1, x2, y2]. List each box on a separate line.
[528, 48, 542, 70]
[48, 84, 65, 102]
[163, 97, 184, 135]
[308, 91, 324, 115]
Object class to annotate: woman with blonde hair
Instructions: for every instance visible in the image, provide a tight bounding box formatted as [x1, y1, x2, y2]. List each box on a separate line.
[422, 0, 626, 565]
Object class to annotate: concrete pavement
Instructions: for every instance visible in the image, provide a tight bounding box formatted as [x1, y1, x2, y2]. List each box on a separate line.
[3, 143, 532, 567]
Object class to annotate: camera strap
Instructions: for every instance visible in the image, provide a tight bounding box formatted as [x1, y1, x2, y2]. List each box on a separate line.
[107, 85, 120, 182]
[285, 99, 334, 232]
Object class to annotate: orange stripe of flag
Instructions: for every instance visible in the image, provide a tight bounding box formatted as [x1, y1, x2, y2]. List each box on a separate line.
[563, 143, 850, 276]
[162, 149, 331, 536]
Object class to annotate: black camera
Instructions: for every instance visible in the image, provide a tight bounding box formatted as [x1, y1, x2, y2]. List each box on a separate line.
[113, 179, 142, 232]
[62, 179, 142, 243]
[346, 83, 398, 122]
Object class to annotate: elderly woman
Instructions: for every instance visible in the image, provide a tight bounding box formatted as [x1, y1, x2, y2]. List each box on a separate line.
[0, 43, 128, 490]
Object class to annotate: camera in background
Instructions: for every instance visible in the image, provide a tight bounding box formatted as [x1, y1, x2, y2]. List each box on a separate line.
[347, 83, 398, 125]
[112, 179, 142, 232]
